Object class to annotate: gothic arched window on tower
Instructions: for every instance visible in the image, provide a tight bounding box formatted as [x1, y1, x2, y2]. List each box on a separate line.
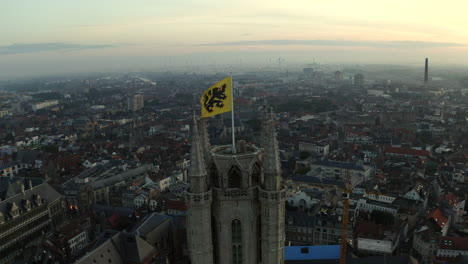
[232, 219, 242, 264]
[212, 216, 219, 264]
[251, 163, 261, 186]
[228, 166, 242, 188]
[257, 215, 262, 263]
[210, 163, 219, 188]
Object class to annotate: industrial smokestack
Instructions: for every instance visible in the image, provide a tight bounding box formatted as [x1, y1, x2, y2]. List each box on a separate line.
[424, 58, 429, 84]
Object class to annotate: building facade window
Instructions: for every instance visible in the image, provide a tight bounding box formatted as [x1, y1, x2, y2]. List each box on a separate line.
[210, 163, 219, 188]
[251, 163, 261, 186]
[212, 216, 219, 264]
[232, 219, 242, 264]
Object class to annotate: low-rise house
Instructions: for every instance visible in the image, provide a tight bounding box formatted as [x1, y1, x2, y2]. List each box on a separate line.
[285, 209, 315, 245]
[355, 218, 406, 256]
[413, 226, 440, 264]
[134, 192, 148, 209]
[356, 197, 398, 216]
[166, 199, 187, 216]
[298, 141, 330, 157]
[436, 236, 468, 258]
[314, 207, 354, 246]
[308, 159, 373, 181]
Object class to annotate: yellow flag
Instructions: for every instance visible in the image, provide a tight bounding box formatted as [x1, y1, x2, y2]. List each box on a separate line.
[200, 76, 232, 118]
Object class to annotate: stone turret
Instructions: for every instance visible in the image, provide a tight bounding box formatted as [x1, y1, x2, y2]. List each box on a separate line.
[259, 109, 286, 264]
[198, 117, 211, 169]
[189, 115, 208, 193]
[262, 108, 281, 191]
[186, 115, 213, 264]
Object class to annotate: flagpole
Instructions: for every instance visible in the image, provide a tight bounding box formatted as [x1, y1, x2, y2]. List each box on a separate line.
[231, 75, 236, 154]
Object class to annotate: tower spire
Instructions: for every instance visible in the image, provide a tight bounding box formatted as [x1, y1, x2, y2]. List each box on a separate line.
[198, 117, 211, 166]
[189, 113, 207, 193]
[262, 107, 281, 191]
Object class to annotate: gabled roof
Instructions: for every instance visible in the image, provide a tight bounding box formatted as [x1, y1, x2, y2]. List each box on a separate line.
[132, 213, 171, 237]
[0, 177, 61, 219]
[427, 209, 448, 229]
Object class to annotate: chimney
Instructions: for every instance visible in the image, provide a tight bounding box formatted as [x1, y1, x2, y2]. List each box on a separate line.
[424, 58, 429, 84]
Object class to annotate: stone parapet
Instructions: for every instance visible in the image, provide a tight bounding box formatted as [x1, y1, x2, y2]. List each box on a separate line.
[259, 187, 286, 203]
[212, 187, 258, 201]
[185, 190, 212, 206]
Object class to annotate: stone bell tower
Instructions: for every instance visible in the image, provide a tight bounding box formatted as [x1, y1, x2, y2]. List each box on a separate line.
[186, 111, 285, 264]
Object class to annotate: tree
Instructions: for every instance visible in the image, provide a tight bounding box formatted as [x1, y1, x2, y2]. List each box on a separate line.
[41, 145, 58, 153]
[425, 160, 438, 176]
[3, 133, 14, 142]
[295, 164, 311, 175]
[299, 151, 311, 160]
[370, 210, 395, 226]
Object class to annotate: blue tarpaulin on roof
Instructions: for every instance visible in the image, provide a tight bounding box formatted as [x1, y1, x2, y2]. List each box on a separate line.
[284, 245, 341, 260]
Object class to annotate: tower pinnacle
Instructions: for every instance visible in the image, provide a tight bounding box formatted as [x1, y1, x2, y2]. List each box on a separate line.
[189, 114, 207, 193]
[262, 108, 281, 191]
[198, 117, 211, 166]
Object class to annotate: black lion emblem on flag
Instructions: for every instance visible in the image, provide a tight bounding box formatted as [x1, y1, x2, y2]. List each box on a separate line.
[203, 84, 228, 113]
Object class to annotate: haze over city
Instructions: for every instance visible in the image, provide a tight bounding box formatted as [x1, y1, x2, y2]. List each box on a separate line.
[2, 0, 468, 79]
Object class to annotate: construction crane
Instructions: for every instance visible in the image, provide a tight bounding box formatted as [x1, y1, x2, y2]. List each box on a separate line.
[340, 170, 351, 264]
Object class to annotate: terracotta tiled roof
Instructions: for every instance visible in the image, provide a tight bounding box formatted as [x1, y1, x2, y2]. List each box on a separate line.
[167, 199, 187, 211]
[427, 209, 447, 229]
[439, 236, 468, 251]
[386, 147, 429, 157]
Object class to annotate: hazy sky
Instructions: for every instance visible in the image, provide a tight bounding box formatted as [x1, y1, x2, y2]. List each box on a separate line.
[1, 0, 468, 79]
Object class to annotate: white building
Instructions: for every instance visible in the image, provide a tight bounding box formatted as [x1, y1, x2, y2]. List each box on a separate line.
[298, 141, 330, 156]
[0, 109, 10, 118]
[287, 188, 323, 209]
[32, 100, 59, 111]
[308, 159, 373, 181]
[148, 199, 158, 211]
[356, 198, 398, 216]
[67, 230, 89, 255]
[134, 193, 148, 209]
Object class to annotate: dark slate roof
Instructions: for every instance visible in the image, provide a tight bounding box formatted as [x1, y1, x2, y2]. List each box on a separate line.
[91, 204, 135, 218]
[15, 151, 42, 164]
[292, 175, 345, 188]
[76, 231, 155, 264]
[0, 161, 20, 170]
[122, 233, 155, 262]
[0, 177, 62, 219]
[313, 159, 365, 171]
[131, 212, 172, 237]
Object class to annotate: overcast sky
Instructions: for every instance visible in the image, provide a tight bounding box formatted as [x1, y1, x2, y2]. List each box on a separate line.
[1, 0, 468, 79]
